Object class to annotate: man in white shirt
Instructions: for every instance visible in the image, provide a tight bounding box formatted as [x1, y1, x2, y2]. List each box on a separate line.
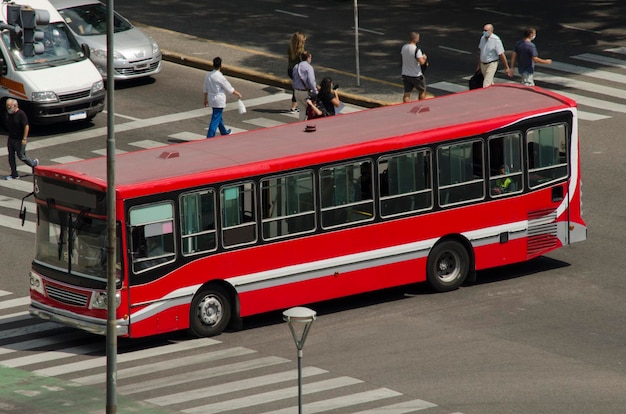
[477, 24, 512, 87]
[401, 32, 428, 102]
[203, 57, 242, 138]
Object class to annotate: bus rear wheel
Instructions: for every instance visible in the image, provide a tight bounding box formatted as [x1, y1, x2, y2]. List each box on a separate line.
[189, 286, 231, 337]
[426, 240, 469, 292]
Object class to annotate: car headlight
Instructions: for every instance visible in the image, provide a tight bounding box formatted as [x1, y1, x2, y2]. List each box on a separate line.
[32, 91, 58, 103]
[91, 48, 125, 61]
[91, 291, 121, 310]
[150, 38, 160, 55]
[91, 80, 104, 94]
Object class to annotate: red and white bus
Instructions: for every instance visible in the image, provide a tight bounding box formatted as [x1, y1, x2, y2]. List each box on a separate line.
[28, 84, 586, 338]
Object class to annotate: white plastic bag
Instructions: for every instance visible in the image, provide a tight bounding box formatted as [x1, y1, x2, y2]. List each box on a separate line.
[237, 99, 246, 114]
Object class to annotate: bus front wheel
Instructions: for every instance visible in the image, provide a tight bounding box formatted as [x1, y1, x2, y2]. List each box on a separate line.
[189, 286, 231, 337]
[426, 240, 469, 292]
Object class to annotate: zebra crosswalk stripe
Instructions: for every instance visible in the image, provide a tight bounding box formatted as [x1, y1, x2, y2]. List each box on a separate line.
[118, 355, 291, 395]
[73, 346, 257, 386]
[33, 337, 220, 377]
[145, 367, 327, 406]
[181, 376, 364, 414]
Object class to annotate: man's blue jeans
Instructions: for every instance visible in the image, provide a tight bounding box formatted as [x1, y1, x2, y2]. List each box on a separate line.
[207, 107, 228, 138]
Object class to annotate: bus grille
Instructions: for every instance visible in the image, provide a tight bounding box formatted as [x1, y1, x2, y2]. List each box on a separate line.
[527, 209, 558, 257]
[58, 89, 91, 102]
[45, 285, 89, 307]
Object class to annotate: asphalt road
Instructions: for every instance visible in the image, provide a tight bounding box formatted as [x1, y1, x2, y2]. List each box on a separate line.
[0, 1, 626, 412]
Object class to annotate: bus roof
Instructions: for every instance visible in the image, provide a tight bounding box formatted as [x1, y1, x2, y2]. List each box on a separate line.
[37, 84, 576, 197]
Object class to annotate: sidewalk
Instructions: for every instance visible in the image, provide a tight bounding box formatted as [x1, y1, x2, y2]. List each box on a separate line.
[136, 24, 407, 108]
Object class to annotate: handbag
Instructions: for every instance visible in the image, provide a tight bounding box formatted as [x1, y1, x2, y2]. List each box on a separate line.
[469, 70, 484, 90]
[416, 45, 429, 73]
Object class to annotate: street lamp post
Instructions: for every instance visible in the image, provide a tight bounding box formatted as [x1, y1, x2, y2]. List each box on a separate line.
[283, 306, 317, 414]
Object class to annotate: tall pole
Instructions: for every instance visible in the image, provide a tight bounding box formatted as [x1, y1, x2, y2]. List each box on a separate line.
[354, 0, 360, 86]
[283, 307, 316, 414]
[105, 0, 117, 413]
[297, 348, 303, 414]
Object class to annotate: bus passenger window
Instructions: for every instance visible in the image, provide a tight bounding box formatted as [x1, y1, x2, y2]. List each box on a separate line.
[320, 161, 374, 229]
[221, 182, 257, 248]
[129, 202, 176, 273]
[438, 140, 484, 206]
[488, 132, 523, 196]
[261, 172, 316, 241]
[527, 123, 569, 188]
[379, 149, 433, 217]
[180, 189, 217, 255]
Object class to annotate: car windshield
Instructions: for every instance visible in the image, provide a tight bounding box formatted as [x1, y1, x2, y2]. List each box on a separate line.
[35, 205, 121, 283]
[58, 3, 132, 36]
[1, 22, 86, 70]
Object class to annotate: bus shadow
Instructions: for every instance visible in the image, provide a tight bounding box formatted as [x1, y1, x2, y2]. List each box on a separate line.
[235, 256, 571, 334]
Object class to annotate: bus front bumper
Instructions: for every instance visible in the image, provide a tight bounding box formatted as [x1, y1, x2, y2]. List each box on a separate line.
[29, 300, 128, 336]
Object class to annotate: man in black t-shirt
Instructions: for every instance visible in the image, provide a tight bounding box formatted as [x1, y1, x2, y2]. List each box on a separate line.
[5, 98, 38, 180]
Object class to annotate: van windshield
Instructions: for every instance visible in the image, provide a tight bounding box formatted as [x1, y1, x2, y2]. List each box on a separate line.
[2, 21, 87, 70]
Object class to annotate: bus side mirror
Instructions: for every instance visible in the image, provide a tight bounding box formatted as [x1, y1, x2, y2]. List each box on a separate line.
[81, 43, 90, 58]
[19, 191, 34, 227]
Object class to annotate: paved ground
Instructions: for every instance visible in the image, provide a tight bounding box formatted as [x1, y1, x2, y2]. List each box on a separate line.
[136, 24, 410, 108]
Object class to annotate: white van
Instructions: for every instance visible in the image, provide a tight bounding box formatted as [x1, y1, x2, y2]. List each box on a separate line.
[0, 0, 104, 125]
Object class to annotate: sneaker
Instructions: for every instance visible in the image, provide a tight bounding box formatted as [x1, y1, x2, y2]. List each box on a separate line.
[289, 108, 300, 113]
[4, 175, 19, 180]
[222, 129, 232, 136]
[32, 159, 39, 167]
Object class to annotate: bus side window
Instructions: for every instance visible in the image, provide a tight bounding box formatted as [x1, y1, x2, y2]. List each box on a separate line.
[489, 132, 523, 197]
[180, 189, 217, 255]
[221, 182, 257, 248]
[320, 161, 374, 229]
[379, 149, 433, 217]
[128, 202, 176, 273]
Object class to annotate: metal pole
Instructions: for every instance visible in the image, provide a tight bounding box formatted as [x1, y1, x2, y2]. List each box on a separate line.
[354, 0, 360, 86]
[297, 348, 303, 414]
[105, 0, 117, 413]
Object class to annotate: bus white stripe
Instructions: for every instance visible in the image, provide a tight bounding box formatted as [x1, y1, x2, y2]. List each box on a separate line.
[181, 376, 363, 414]
[33, 337, 220, 377]
[227, 219, 529, 292]
[146, 367, 327, 406]
[119, 355, 289, 395]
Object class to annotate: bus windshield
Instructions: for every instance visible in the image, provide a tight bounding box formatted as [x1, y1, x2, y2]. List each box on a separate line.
[34, 205, 120, 282]
[2, 22, 87, 70]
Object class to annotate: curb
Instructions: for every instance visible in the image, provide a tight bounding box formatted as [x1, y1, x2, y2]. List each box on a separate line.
[161, 50, 393, 109]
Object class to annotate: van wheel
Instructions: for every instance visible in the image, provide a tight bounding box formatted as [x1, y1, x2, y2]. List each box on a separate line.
[189, 285, 231, 337]
[426, 240, 469, 292]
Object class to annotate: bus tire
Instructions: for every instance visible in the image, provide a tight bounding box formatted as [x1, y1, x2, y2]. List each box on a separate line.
[426, 240, 469, 292]
[189, 285, 231, 337]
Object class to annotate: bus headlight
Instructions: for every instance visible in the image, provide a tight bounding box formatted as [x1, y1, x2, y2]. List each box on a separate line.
[91, 291, 121, 310]
[29, 272, 44, 295]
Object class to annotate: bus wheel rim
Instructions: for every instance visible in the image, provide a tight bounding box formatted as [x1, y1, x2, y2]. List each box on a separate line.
[198, 295, 223, 327]
[437, 251, 460, 283]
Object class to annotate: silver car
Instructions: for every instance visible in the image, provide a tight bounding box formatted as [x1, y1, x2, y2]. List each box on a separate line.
[51, 0, 161, 80]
